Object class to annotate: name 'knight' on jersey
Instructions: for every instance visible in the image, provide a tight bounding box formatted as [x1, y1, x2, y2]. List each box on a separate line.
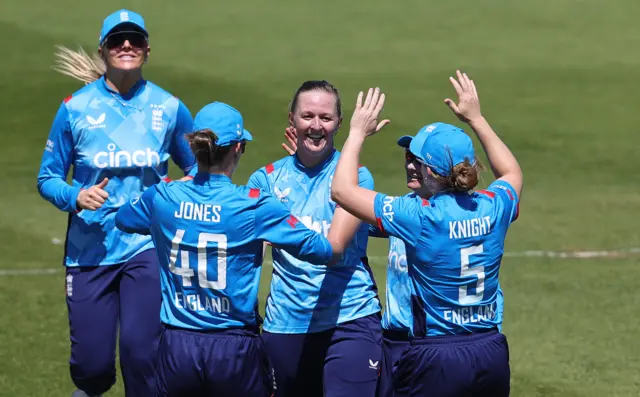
[248, 150, 381, 333]
[373, 180, 519, 336]
[37, 76, 196, 267]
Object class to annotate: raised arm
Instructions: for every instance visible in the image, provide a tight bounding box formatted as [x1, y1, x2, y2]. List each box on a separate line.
[444, 70, 523, 198]
[330, 88, 390, 225]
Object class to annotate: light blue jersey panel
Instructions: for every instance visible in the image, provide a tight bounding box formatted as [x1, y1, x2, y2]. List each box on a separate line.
[37, 77, 196, 267]
[373, 180, 519, 336]
[248, 150, 381, 333]
[115, 173, 333, 330]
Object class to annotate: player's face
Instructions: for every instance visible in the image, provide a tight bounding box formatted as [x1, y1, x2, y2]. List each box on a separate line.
[290, 91, 341, 159]
[421, 165, 444, 196]
[404, 150, 423, 190]
[101, 32, 149, 71]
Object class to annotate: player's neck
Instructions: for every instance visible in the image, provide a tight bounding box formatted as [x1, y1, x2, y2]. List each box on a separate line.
[297, 148, 333, 169]
[105, 69, 143, 95]
[198, 165, 234, 179]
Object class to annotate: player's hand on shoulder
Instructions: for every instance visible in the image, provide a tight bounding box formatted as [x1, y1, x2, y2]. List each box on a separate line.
[76, 178, 109, 211]
[444, 70, 483, 124]
[349, 87, 390, 139]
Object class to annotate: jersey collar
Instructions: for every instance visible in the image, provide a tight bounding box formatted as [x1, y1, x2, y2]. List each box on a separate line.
[98, 75, 147, 101]
[193, 172, 232, 185]
[293, 148, 337, 173]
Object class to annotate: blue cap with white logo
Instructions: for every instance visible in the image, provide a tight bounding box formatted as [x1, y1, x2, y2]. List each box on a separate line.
[407, 122, 475, 177]
[193, 102, 253, 146]
[396, 125, 431, 150]
[99, 9, 148, 47]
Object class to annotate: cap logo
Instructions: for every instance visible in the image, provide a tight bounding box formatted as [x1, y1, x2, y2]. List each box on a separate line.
[120, 11, 129, 22]
[426, 153, 433, 160]
[236, 123, 242, 136]
[426, 125, 436, 133]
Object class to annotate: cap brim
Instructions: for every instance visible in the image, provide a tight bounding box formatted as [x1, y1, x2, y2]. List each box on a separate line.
[397, 135, 413, 148]
[101, 24, 148, 45]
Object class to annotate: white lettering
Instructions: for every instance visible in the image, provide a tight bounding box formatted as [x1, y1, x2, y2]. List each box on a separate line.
[174, 202, 222, 222]
[92, 146, 160, 169]
[382, 196, 395, 222]
[299, 216, 331, 237]
[449, 217, 492, 240]
[444, 303, 497, 325]
[173, 292, 231, 313]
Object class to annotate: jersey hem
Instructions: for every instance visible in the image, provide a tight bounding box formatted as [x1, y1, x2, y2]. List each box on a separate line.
[262, 306, 381, 334]
[63, 241, 154, 267]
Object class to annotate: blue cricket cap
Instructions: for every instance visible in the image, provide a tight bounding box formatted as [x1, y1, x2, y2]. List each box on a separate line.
[396, 124, 431, 150]
[407, 122, 475, 177]
[193, 102, 253, 146]
[99, 9, 148, 47]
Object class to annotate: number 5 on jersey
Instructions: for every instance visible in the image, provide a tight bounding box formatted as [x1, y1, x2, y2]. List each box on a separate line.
[169, 229, 227, 290]
[459, 244, 484, 305]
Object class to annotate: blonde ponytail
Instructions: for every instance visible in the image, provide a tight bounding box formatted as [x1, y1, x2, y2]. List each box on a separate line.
[52, 45, 105, 85]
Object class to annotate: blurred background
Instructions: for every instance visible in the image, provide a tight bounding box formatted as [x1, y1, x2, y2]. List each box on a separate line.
[0, 0, 639, 395]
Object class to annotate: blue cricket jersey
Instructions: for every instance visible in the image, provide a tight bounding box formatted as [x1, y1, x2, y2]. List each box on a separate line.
[248, 150, 381, 333]
[115, 173, 334, 331]
[369, 192, 418, 332]
[37, 76, 196, 267]
[373, 180, 519, 336]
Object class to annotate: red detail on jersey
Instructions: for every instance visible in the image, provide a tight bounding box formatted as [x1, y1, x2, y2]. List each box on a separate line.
[514, 202, 520, 221]
[376, 217, 386, 234]
[286, 214, 298, 228]
[478, 190, 496, 199]
[265, 164, 275, 174]
[162, 177, 172, 183]
[421, 198, 430, 206]
[63, 95, 73, 103]
[505, 188, 515, 201]
[249, 188, 260, 198]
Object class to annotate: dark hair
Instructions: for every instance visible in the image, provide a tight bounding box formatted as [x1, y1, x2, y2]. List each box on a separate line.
[431, 156, 485, 192]
[186, 129, 234, 168]
[289, 80, 342, 118]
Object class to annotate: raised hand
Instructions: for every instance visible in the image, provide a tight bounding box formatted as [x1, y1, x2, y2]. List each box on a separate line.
[349, 87, 390, 139]
[444, 70, 483, 124]
[281, 126, 298, 155]
[76, 177, 109, 210]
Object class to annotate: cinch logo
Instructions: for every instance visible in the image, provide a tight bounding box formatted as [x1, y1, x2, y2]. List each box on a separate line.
[93, 143, 160, 169]
[382, 196, 396, 222]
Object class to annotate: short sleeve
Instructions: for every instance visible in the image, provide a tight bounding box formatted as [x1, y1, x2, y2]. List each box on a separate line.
[485, 180, 520, 225]
[373, 194, 424, 247]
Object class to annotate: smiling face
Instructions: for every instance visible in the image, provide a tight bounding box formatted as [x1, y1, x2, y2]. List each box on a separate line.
[100, 31, 149, 72]
[289, 89, 342, 163]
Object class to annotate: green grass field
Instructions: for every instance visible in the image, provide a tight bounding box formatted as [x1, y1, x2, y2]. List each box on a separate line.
[1, 0, 640, 395]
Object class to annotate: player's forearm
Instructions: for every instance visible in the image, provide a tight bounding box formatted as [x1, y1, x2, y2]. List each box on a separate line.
[468, 117, 522, 181]
[331, 135, 364, 204]
[37, 177, 81, 212]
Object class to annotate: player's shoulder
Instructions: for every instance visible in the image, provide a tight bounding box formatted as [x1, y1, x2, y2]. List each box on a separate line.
[61, 80, 102, 109]
[254, 156, 294, 177]
[144, 80, 182, 109]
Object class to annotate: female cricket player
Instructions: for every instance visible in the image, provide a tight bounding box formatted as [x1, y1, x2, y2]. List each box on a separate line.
[37, 9, 196, 397]
[248, 80, 382, 397]
[331, 71, 522, 397]
[116, 101, 337, 397]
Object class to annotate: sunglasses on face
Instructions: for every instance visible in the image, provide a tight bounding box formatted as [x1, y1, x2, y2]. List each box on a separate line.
[405, 150, 418, 163]
[104, 32, 148, 50]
